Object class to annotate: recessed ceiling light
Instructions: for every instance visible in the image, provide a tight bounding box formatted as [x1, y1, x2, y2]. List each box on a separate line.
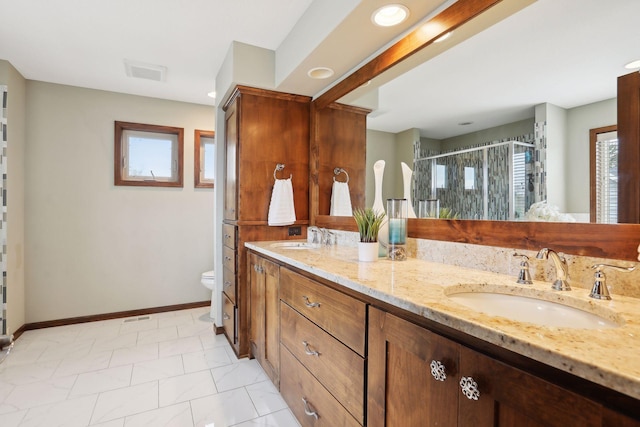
[372, 4, 409, 27]
[207, 91, 216, 98]
[435, 31, 452, 43]
[624, 59, 640, 69]
[307, 67, 334, 79]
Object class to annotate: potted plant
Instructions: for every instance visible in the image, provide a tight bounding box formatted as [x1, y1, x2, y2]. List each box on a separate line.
[353, 207, 386, 261]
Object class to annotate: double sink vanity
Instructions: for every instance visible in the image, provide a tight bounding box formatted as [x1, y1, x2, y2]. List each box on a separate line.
[246, 240, 640, 426]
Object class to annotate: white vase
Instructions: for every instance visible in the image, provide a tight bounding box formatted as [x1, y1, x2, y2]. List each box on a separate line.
[358, 242, 379, 262]
[372, 160, 388, 256]
[401, 162, 417, 218]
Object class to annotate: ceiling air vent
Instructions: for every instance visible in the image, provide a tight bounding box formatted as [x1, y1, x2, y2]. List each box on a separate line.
[124, 59, 167, 82]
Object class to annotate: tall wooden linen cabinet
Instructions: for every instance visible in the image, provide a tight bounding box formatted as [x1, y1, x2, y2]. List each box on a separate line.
[222, 85, 311, 357]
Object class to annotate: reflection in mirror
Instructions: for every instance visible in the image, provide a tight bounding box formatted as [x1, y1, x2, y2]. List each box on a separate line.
[343, 0, 638, 223]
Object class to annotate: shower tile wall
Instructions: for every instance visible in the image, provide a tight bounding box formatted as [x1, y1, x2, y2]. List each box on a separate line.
[414, 133, 536, 220]
[534, 120, 547, 203]
[1, 85, 6, 335]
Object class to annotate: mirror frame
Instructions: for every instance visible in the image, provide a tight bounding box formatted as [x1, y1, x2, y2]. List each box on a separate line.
[311, 0, 640, 261]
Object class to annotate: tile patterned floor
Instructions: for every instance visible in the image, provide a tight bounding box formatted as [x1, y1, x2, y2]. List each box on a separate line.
[0, 307, 300, 427]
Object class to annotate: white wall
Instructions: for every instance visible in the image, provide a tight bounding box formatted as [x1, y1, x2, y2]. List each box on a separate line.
[25, 81, 215, 323]
[0, 60, 26, 335]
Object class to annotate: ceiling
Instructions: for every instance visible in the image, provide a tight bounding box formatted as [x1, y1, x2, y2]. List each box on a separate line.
[0, 0, 449, 106]
[1, 0, 637, 140]
[364, 0, 640, 139]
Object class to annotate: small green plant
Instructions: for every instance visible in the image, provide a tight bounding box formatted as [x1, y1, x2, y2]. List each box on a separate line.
[353, 208, 386, 243]
[439, 207, 460, 219]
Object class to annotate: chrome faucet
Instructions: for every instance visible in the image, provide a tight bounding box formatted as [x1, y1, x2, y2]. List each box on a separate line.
[536, 248, 571, 291]
[307, 226, 335, 246]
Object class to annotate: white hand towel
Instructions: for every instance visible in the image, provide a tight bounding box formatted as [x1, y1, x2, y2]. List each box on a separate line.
[330, 180, 353, 216]
[268, 178, 296, 226]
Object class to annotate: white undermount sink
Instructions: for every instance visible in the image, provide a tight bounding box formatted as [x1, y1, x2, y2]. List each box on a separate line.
[447, 290, 621, 329]
[270, 241, 317, 250]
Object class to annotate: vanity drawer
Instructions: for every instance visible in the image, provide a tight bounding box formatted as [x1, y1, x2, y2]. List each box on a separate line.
[223, 246, 236, 274]
[222, 267, 236, 304]
[280, 268, 366, 356]
[223, 223, 236, 250]
[222, 293, 236, 344]
[280, 302, 364, 423]
[280, 345, 361, 427]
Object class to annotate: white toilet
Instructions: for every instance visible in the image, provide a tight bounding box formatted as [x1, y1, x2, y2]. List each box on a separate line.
[201, 270, 216, 320]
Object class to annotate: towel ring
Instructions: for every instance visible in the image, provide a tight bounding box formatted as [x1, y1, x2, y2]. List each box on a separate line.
[333, 167, 349, 183]
[274, 163, 292, 180]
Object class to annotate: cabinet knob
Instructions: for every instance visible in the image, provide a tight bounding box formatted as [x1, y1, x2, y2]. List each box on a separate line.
[302, 295, 321, 308]
[460, 376, 480, 400]
[301, 397, 319, 420]
[302, 341, 320, 357]
[223, 312, 231, 320]
[429, 360, 447, 381]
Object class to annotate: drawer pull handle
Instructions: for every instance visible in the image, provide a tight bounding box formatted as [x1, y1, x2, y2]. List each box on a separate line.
[223, 312, 231, 320]
[224, 234, 231, 239]
[430, 360, 447, 381]
[301, 397, 319, 420]
[224, 280, 232, 288]
[253, 265, 264, 273]
[225, 256, 232, 262]
[460, 376, 480, 400]
[302, 296, 320, 308]
[302, 341, 320, 357]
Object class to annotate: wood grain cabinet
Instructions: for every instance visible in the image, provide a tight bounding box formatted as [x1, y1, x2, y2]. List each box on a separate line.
[279, 268, 366, 427]
[248, 252, 280, 386]
[368, 307, 640, 427]
[222, 85, 311, 357]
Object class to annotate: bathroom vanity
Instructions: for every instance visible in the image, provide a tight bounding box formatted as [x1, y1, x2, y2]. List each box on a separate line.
[246, 241, 640, 427]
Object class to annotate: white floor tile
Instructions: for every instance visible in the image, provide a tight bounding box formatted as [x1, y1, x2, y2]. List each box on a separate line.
[118, 318, 159, 335]
[131, 355, 184, 385]
[0, 359, 60, 386]
[191, 388, 259, 427]
[0, 379, 14, 402]
[91, 333, 138, 353]
[137, 326, 178, 346]
[211, 359, 268, 392]
[91, 418, 125, 427]
[158, 314, 196, 329]
[76, 323, 122, 341]
[0, 408, 27, 426]
[110, 343, 158, 368]
[246, 380, 288, 416]
[37, 338, 95, 362]
[54, 350, 112, 377]
[3, 374, 76, 410]
[231, 409, 300, 427]
[199, 332, 231, 350]
[159, 336, 203, 358]
[91, 381, 158, 425]
[182, 347, 232, 373]
[124, 401, 193, 426]
[159, 370, 217, 407]
[69, 365, 133, 397]
[19, 394, 97, 427]
[177, 322, 214, 338]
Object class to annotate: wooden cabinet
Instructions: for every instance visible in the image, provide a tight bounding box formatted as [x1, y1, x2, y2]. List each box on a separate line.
[368, 307, 459, 427]
[368, 307, 640, 427]
[248, 252, 280, 386]
[221, 85, 311, 357]
[279, 268, 366, 426]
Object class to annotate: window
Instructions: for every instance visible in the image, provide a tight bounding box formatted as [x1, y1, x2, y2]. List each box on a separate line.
[590, 125, 617, 223]
[464, 167, 475, 190]
[114, 121, 184, 187]
[435, 164, 447, 189]
[194, 129, 215, 188]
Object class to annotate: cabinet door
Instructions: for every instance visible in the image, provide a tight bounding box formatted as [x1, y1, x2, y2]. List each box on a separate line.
[458, 346, 602, 427]
[368, 307, 460, 427]
[224, 98, 238, 220]
[249, 253, 280, 386]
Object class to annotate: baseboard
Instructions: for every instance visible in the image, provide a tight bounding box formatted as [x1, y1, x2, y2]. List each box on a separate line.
[12, 324, 27, 341]
[22, 300, 211, 332]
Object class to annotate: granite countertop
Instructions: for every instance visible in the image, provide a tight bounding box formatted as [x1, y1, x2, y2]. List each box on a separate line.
[245, 240, 640, 401]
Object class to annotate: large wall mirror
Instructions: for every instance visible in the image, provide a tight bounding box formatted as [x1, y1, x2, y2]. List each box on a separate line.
[312, 0, 640, 261]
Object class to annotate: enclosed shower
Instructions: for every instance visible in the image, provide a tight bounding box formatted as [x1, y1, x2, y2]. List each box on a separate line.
[414, 140, 536, 221]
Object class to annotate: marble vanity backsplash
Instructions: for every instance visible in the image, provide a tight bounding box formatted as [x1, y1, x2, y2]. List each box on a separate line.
[329, 230, 640, 299]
